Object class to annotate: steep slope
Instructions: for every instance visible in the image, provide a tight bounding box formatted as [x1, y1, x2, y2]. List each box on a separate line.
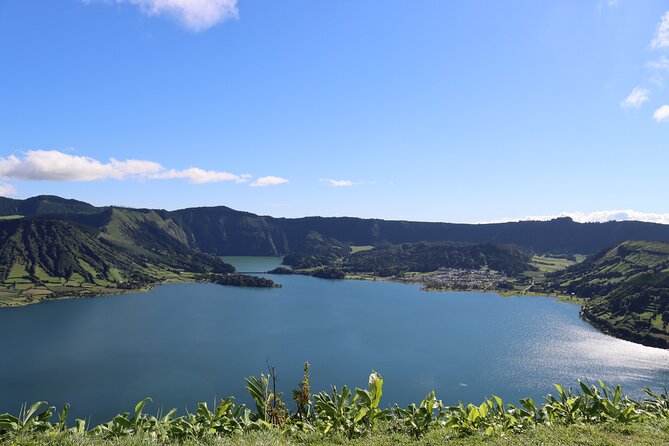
[3, 196, 669, 255]
[0, 217, 237, 306]
[172, 207, 669, 255]
[0, 218, 150, 286]
[0, 218, 233, 284]
[274, 216, 669, 254]
[548, 241, 669, 348]
[282, 232, 352, 269]
[170, 206, 289, 255]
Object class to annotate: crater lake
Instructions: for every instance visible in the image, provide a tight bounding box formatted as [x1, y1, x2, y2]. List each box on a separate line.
[1, 257, 668, 424]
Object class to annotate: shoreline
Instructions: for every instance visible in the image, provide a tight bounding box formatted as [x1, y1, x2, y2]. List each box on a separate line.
[4, 268, 663, 351]
[0, 280, 180, 309]
[580, 308, 669, 350]
[0, 273, 278, 309]
[341, 271, 584, 304]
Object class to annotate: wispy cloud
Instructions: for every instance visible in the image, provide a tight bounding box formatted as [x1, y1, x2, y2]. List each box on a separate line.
[0, 183, 17, 197]
[597, 0, 621, 11]
[497, 210, 669, 225]
[646, 56, 669, 71]
[151, 168, 250, 184]
[651, 11, 669, 50]
[320, 178, 355, 187]
[0, 150, 279, 186]
[250, 176, 289, 187]
[653, 105, 669, 122]
[86, 0, 238, 32]
[646, 56, 669, 85]
[620, 87, 650, 108]
[619, 11, 669, 121]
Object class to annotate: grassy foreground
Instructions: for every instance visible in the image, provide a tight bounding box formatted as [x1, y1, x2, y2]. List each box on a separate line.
[2, 366, 669, 445]
[7, 421, 669, 445]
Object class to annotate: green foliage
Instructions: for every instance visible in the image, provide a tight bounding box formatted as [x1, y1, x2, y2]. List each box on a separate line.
[312, 372, 390, 438]
[391, 391, 445, 438]
[292, 362, 312, 419]
[3, 368, 669, 443]
[547, 241, 669, 347]
[0, 216, 237, 306]
[199, 273, 278, 288]
[282, 233, 351, 269]
[245, 368, 289, 428]
[7, 194, 669, 260]
[342, 242, 535, 277]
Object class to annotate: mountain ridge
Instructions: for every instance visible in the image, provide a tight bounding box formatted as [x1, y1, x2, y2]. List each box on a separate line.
[2, 195, 669, 255]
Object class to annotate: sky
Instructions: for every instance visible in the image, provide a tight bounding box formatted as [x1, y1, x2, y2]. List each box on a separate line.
[1, 0, 669, 223]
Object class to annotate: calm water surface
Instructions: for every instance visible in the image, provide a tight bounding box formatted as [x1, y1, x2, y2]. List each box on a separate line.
[1, 256, 668, 423]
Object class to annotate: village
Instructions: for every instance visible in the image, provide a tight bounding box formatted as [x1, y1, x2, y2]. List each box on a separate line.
[397, 267, 512, 292]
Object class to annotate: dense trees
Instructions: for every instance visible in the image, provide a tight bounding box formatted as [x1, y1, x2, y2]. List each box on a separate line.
[548, 241, 669, 348]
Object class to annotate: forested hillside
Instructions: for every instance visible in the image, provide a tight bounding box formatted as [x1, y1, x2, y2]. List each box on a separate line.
[0, 216, 237, 307]
[343, 242, 534, 277]
[3, 195, 669, 255]
[547, 241, 669, 348]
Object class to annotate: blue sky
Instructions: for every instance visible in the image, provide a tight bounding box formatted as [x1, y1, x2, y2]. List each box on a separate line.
[1, 0, 668, 223]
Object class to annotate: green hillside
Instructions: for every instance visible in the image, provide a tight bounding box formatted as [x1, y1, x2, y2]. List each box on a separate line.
[0, 217, 235, 307]
[547, 241, 669, 348]
[342, 242, 535, 277]
[2, 196, 669, 347]
[0, 195, 98, 217]
[5, 196, 669, 256]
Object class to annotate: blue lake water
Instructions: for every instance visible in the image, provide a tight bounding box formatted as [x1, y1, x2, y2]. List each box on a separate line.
[1, 256, 668, 424]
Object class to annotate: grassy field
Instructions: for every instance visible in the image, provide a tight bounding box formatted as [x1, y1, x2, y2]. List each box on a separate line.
[0, 261, 201, 308]
[529, 255, 580, 274]
[350, 246, 374, 254]
[8, 421, 669, 446]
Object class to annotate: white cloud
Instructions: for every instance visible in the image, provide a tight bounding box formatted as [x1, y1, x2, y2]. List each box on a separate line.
[152, 167, 248, 184]
[110, 158, 165, 176]
[620, 87, 650, 108]
[496, 210, 669, 225]
[646, 56, 669, 71]
[0, 183, 17, 197]
[651, 11, 669, 50]
[320, 178, 355, 187]
[89, 0, 238, 32]
[596, 0, 621, 11]
[0, 150, 163, 181]
[645, 56, 669, 85]
[0, 150, 262, 185]
[653, 105, 669, 122]
[250, 176, 289, 187]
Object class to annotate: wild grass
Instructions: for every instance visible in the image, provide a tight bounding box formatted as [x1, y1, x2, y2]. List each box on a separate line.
[529, 256, 577, 274]
[7, 421, 669, 445]
[2, 367, 669, 445]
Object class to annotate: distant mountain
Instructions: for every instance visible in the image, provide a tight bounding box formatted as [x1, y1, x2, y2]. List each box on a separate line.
[269, 215, 669, 255]
[170, 206, 289, 255]
[282, 232, 352, 269]
[0, 218, 141, 284]
[3, 195, 669, 347]
[342, 242, 534, 277]
[548, 241, 669, 348]
[0, 195, 98, 216]
[0, 217, 233, 288]
[3, 196, 669, 255]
